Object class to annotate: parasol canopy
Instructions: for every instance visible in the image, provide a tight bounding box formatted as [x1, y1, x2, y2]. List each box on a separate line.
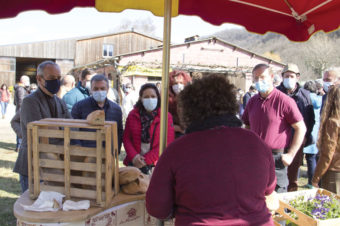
[0, 0, 340, 41]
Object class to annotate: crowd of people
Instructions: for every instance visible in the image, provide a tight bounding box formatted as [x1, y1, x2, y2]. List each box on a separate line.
[4, 59, 340, 225]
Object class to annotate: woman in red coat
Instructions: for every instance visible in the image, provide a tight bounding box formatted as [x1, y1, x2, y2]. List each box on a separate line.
[123, 83, 175, 174]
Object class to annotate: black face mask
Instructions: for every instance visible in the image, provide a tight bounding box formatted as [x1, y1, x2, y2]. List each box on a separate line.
[44, 79, 61, 94]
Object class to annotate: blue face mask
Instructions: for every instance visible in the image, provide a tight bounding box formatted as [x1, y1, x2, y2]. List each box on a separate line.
[142, 98, 158, 111]
[92, 90, 107, 102]
[44, 79, 60, 94]
[283, 78, 296, 90]
[255, 80, 270, 93]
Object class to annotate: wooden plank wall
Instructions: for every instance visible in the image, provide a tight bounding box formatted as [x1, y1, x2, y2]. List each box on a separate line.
[0, 57, 16, 86]
[0, 39, 76, 59]
[75, 32, 162, 66]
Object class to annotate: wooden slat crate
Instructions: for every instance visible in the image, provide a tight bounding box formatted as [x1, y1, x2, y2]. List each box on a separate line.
[27, 118, 120, 207]
[275, 189, 340, 226]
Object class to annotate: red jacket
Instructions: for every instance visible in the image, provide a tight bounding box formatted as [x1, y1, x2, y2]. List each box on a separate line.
[123, 107, 175, 166]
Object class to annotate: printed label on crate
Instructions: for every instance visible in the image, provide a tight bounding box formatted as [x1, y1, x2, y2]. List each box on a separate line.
[85, 210, 117, 226]
[117, 201, 143, 226]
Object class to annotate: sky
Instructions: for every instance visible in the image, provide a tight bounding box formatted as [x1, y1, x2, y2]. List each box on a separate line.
[0, 8, 242, 45]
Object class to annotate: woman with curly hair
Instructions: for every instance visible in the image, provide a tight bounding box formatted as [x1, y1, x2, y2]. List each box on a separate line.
[312, 84, 340, 194]
[168, 70, 192, 137]
[123, 83, 175, 174]
[146, 75, 276, 225]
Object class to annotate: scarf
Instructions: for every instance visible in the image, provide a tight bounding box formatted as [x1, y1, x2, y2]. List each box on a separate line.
[140, 108, 158, 143]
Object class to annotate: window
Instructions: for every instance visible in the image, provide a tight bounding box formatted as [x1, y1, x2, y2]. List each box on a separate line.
[103, 44, 114, 57]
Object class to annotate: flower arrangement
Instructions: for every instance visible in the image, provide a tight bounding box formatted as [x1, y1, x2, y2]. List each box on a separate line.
[289, 193, 340, 220]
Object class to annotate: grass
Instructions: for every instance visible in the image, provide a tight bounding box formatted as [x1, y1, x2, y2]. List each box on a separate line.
[0, 144, 21, 226]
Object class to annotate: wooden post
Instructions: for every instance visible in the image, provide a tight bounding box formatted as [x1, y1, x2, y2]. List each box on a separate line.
[64, 127, 71, 199]
[105, 126, 112, 207]
[112, 122, 119, 195]
[27, 124, 33, 198]
[32, 126, 40, 198]
[96, 128, 103, 205]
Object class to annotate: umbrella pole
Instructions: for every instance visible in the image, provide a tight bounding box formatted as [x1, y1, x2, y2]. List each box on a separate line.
[159, 0, 172, 156]
[156, 0, 172, 225]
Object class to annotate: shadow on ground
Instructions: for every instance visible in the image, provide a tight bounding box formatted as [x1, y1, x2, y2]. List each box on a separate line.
[0, 197, 18, 226]
[0, 141, 16, 151]
[0, 159, 15, 170]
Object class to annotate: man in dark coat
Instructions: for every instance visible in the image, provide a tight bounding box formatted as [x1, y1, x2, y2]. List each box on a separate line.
[242, 85, 256, 110]
[14, 75, 30, 112]
[277, 63, 315, 192]
[71, 74, 123, 153]
[13, 61, 70, 193]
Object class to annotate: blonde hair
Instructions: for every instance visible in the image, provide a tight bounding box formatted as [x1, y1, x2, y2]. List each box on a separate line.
[317, 84, 340, 150]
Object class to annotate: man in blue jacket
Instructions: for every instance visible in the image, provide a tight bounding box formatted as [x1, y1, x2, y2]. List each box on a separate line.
[71, 74, 123, 153]
[63, 68, 95, 112]
[277, 63, 315, 192]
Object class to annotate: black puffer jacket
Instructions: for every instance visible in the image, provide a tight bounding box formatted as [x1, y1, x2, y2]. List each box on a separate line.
[277, 83, 315, 147]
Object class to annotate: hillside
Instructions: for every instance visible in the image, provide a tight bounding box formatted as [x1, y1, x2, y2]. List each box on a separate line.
[212, 28, 340, 80]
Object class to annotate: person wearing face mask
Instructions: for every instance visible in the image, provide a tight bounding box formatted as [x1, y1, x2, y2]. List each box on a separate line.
[71, 74, 123, 151]
[168, 70, 192, 138]
[242, 64, 306, 194]
[122, 83, 138, 119]
[63, 68, 95, 113]
[321, 69, 339, 112]
[123, 83, 175, 174]
[13, 61, 71, 193]
[277, 63, 315, 192]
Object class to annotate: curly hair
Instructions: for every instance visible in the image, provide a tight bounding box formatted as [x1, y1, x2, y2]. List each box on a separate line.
[304, 80, 317, 93]
[317, 84, 340, 150]
[177, 74, 238, 127]
[135, 83, 161, 111]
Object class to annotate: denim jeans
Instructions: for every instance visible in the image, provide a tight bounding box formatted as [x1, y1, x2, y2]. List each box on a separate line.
[16, 136, 22, 150]
[305, 153, 318, 185]
[19, 174, 29, 193]
[0, 101, 8, 116]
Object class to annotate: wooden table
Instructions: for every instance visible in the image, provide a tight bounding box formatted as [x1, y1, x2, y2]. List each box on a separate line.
[14, 190, 149, 225]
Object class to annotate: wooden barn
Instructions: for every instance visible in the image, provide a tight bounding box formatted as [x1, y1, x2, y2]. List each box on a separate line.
[0, 31, 162, 87]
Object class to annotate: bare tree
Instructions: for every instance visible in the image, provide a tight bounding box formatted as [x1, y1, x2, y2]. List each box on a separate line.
[301, 33, 339, 78]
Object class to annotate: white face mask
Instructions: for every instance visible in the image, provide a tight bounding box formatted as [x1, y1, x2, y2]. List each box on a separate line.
[323, 82, 333, 93]
[85, 81, 91, 90]
[142, 98, 158, 111]
[283, 78, 296, 90]
[92, 90, 107, 102]
[172, 84, 184, 94]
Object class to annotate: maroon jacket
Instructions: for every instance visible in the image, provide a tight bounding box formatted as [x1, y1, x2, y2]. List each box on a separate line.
[146, 124, 276, 226]
[123, 107, 175, 166]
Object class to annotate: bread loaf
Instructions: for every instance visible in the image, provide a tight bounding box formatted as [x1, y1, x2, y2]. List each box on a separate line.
[121, 173, 149, 195]
[86, 110, 105, 125]
[119, 166, 141, 185]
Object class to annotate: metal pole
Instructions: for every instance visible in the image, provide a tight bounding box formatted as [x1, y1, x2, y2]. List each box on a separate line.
[156, 0, 172, 225]
[159, 0, 172, 156]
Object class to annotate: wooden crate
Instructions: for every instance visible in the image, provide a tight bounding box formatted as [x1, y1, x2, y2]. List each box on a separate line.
[275, 188, 340, 226]
[27, 118, 120, 207]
